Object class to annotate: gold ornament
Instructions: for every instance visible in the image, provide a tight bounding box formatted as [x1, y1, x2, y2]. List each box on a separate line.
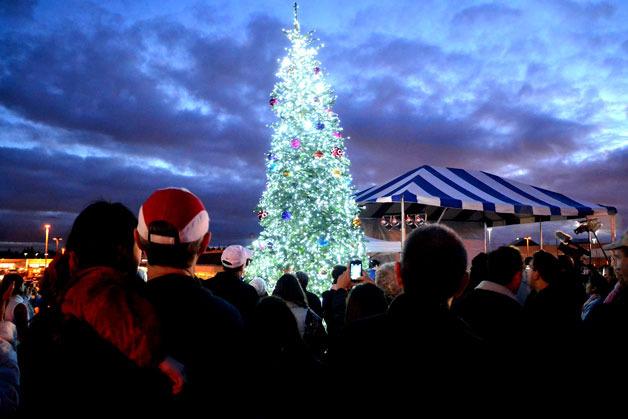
[283, 170, 291, 177]
[352, 217, 362, 227]
[332, 168, 342, 178]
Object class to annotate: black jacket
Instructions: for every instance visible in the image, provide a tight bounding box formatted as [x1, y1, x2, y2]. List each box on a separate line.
[205, 271, 259, 323]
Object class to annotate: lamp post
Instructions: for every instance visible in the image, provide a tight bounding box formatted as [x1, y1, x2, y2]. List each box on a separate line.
[524, 236, 532, 258]
[52, 237, 63, 254]
[44, 224, 51, 267]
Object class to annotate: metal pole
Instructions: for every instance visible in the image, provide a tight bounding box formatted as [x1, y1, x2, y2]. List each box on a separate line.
[483, 223, 487, 253]
[401, 196, 406, 248]
[539, 222, 543, 250]
[44, 224, 50, 267]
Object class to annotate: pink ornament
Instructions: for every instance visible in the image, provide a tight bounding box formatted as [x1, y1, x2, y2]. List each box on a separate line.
[333, 131, 342, 138]
[291, 138, 301, 149]
[313, 150, 324, 158]
[269, 98, 278, 106]
[332, 147, 344, 158]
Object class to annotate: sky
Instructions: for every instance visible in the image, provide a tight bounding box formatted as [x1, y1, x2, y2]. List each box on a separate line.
[1, 0, 626, 249]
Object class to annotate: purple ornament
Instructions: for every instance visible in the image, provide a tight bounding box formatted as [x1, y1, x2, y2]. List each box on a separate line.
[314, 66, 321, 74]
[269, 98, 278, 107]
[333, 131, 342, 138]
[290, 138, 301, 149]
[316, 122, 325, 130]
[281, 210, 292, 220]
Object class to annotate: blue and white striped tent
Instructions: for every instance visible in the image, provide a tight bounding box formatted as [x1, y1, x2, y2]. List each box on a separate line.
[355, 165, 617, 226]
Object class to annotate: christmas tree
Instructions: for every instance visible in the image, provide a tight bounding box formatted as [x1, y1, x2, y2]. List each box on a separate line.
[247, 4, 367, 294]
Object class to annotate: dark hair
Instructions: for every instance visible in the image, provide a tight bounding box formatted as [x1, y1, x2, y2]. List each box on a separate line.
[345, 283, 388, 324]
[66, 201, 138, 275]
[469, 252, 489, 289]
[295, 271, 309, 290]
[141, 238, 204, 269]
[532, 250, 559, 284]
[331, 265, 347, 284]
[488, 246, 523, 286]
[272, 273, 307, 308]
[587, 271, 610, 297]
[400, 224, 467, 301]
[0, 273, 24, 298]
[251, 296, 303, 353]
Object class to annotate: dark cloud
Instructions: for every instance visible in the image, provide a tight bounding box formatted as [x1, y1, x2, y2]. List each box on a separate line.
[451, 3, 521, 26]
[0, 0, 37, 20]
[551, 0, 617, 20]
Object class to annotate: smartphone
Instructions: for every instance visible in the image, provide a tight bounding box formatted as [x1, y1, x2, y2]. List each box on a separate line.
[350, 260, 362, 281]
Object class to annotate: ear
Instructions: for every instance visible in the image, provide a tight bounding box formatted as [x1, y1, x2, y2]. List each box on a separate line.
[394, 261, 405, 289]
[134, 229, 146, 250]
[198, 232, 211, 256]
[453, 271, 470, 299]
[68, 250, 79, 276]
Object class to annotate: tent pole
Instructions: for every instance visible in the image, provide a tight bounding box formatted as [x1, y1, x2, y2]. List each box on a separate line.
[436, 208, 447, 224]
[611, 214, 616, 242]
[483, 223, 487, 253]
[539, 222, 543, 250]
[401, 196, 406, 248]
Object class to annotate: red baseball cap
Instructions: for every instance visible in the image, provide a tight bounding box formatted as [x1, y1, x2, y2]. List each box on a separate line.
[137, 188, 209, 245]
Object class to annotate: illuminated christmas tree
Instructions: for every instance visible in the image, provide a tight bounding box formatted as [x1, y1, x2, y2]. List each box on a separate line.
[247, 4, 366, 294]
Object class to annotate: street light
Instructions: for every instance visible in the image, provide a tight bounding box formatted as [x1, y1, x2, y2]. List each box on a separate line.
[44, 224, 51, 266]
[52, 237, 63, 254]
[524, 236, 532, 258]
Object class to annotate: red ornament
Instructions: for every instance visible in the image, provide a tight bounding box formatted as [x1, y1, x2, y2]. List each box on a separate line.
[257, 210, 268, 220]
[313, 150, 324, 158]
[332, 147, 344, 158]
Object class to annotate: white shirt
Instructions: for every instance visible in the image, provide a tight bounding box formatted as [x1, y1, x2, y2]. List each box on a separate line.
[475, 281, 521, 305]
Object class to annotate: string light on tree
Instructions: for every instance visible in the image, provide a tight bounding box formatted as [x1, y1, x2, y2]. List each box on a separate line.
[246, 2, 367, 294]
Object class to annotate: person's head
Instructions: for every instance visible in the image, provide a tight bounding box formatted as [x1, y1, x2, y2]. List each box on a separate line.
[220, 245, 252, 275]
[530, 250, 559, 291]
[249, 277, 268, 297]
[487, 246, 523, 291]
[66, 201, 139, 275]
[398, 224, 468, 303]
[585, 271, 610, 297]
[345, 283, 388, 324]
[331, 265, 347, 285]
[272, 273, 307, 308]
[0, 273, 24, 299]
[375, 262, 403, 300]
[135, 188, 210, 270]
[604, 229, 628, 285]
[251, 296, 302, 351]
[469, 252, 489, 289]
[295, 271, 309, 291]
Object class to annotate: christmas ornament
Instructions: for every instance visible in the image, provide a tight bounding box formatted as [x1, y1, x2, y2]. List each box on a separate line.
[317, 236, 329, 247]
[267, 153, 277, 161]
[332, 147, 344, 158]
[316, 122, 325, 130]
[332, 168, 342, 178]
[267, 242, 273, 250]
[333, 131, 342, 138]
[352, 217, 361, 228]
[281, 210, 292, 220]
[290, 138, 301, 149]
[269, 163, 279, 172]
[283, 170, 291, 177]
[314, 66, 320, 74]
[269, 98, 278, 107]
[257, 210, 268, 220]
[313, 150, 324, 158]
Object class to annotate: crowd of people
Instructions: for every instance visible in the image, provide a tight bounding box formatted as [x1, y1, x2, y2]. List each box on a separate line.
[0, 186, 626, 417]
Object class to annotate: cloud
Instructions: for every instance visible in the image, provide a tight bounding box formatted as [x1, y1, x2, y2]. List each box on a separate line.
[0, 0, 37, 20]
[451, 3, 522, 26]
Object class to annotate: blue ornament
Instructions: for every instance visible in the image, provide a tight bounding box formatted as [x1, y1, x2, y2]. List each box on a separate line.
[317, 236, 329, 247]
[267, 242, 274, 250]
[316, 122, 325, 130]
[267, 153, 277, 161]
[269, 163, 278, 172]
[281, 210, 292, 220]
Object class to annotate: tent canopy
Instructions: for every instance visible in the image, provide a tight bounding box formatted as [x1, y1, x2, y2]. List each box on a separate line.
[355, 165, 617, 227]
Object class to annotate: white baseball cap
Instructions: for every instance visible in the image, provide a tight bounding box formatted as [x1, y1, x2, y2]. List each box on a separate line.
[221, 245, 252, 268]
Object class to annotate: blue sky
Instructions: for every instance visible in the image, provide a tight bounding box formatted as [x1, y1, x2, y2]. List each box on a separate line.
[1, 0, 626, 247]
